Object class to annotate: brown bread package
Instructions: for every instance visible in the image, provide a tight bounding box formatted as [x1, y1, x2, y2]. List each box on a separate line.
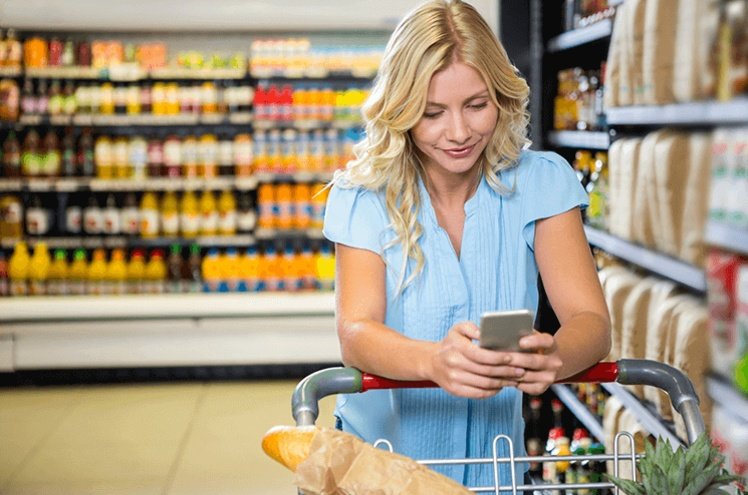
[614, 409, 650, 480]
[632, 131, 665, 248]
[603, 396, 627, 476]
[610, 138, 643, 240]
[669, 300, 713, 440]
[606, 138, 625, 238]
[600, 266, 643, 362]
[621, 277, 659, 398]
[619, 0, 647, 106]
[295, 428, 473, 495]
[652, 130, 690, 257]
[604, 5, 625, 109]
[679, 133, 712, 267]
[642, 0, 680, 105]
[673, 0, 720, 102]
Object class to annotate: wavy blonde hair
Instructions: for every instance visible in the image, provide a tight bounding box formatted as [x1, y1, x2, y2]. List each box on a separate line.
[336, 0, 530, 290]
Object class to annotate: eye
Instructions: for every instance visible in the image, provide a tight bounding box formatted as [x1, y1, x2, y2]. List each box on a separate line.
[469, 102, 488, 110]
[422, 110, 443, 119]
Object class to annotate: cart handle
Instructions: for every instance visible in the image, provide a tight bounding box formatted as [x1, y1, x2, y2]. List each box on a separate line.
[292, 359, 705, 444]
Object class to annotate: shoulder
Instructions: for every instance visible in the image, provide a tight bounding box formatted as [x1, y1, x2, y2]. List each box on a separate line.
[327, 179, 387, 214]
[515, 149, 573, 177]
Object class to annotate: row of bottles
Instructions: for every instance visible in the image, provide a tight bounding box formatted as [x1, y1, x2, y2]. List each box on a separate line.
[253, 127, 358, 175]
[257, 182, 328, 230]
[2, 128, 94, 178]
[0, 29, 23, 69]
[562, 0, 617, 32]
[0, 189, 258, 239]
[253, 84, 367, 123]
[554, 65, 606, 132]
[0, 240, 335, 297]
[572, 149, 609, 230]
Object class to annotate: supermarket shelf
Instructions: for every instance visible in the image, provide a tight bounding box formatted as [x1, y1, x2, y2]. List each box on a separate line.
[149, 67, 247, 80]
[0, 292, 335, 322]
[583, 226, 707, 293]
[18, 113, 254, 127]
[24, 66, 248, 80]
[705, 221, 748, 256]
[0, 179, 23, 191]
[0, 234, 256, 250]
[0, 176, 258, 192]
[254, 228, 324, 240]
[25, 66, 104, 79]
[547, 130, 610, 150]
[253, 119, 361, 130]
[606, 97, 748, 126]
[550, 384, 604, 441]
[0, 67, 22, 77]
[251, 68, 376, 80]
[254, 172, 334, 183]
[601, 383, 683, 447]
[547, 18, 613, 53]
[706, 376, 748, 424]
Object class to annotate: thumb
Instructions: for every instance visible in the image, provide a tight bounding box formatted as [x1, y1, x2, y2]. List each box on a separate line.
[454, 321, 480, 341]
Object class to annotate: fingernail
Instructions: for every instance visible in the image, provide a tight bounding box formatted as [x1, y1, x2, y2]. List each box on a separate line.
[515, 368, 524, 377]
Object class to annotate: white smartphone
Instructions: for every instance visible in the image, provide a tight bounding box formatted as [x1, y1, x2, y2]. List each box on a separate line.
[479, 309, 535, 351]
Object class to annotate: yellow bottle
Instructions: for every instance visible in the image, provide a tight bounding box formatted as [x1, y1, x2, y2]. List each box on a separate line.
[87, 248, 108, 295]
[8, 241, 30, 296]
[239, 245, 260, 292]
[276, 183, 294, 230]
[260, 245, 281, 291]
[144, 249, 167, 294]
[217, 190, 237, 236]
[161, 190, 179, 237]
[126, 249, 146, 294]
[28, 242, 51, 296]
[310, 182, 329, 230]
[201, 248, 221, 292]
[140, 191, 160, 238]
[315, 243, 335, 291]
[257, 183, 276, 229]
[180, 190, 200, 238]
[222, 248, 240, 291]
[199, 190, 218, 236]
[108, 248, 128, 295]
[47, 249, 69, 296]
[68, 248, 88, 296]
[293, 183, 312, 229]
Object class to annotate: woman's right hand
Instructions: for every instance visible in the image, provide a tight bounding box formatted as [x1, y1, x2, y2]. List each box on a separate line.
[428, 322, 526, 399]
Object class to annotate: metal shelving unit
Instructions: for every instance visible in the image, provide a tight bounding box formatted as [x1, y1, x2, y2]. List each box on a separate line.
[0, 176, 259, 192]
[0, 234, 257, 250]
[546, 130, 610, 150]
[546, 18, 613, 53]
[583, 226, 707, 293]
[705, 221, 748, 257]
[550, 384, 604, 441]
[606, 98, 748, 126]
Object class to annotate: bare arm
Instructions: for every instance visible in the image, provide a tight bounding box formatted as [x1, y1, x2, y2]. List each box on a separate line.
[509, 207, 612, 395]
[335, 243, 523, 398]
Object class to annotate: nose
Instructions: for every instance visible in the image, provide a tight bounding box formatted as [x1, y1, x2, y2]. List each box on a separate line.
[445, 111, 470, 144]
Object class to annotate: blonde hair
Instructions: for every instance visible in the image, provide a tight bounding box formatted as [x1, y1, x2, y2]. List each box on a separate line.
[337, 0, 530, 290]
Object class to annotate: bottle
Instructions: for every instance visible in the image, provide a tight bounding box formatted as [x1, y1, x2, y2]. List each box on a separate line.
[47, 249, 69, 296]
[83, 195, 103, 235]
[36, 80, 49, 116]
[233, 133, 253, 176]
[526, 397, 543, 478]
[223, 248, 240, 292]
[217, 190, 237, 236]
[48, 38, 63, 67]
[113, 136, 129, 179]
[184, 243, 202, 293]
[61, 39, 75, 67]
[99, 82, 114, 115]
[68, 248, 88, 296]
[239, 245, 260, 292]
[163, 134, 181, 178]
[8, 241, 30, 296]
[128, 135, 147, 180]
[4, 29, 22, 69]
[275, 183, 294, 230]
[0, 78, 20, 122]
[201, 248, 221, 292]
[87, 248, 108, 295]
[198, 133, 219, 178]
[108, 248, 128, 295]
[21, 129, 42, 177]
[27, 242, 51, 296]
[102, 193, 121, 235]
[181, 135, 198, 178]
[2, 130, 21, 178]
[179, 189, 199, 238]
[293, 183, 312, 229]
[20, 79, 36, 116]
[144, 249, 166, 294]
[198, 190, 218, 236]
[0, 194, 23, 239]
[0, 252, 9, 297]
[257, 183, 275, 229]
[25, 194, 51, 236]
[114, 83, 128, 115]
[94, 135, 113, 179]
[310, 182, 329, 230]
[147, 139, 164, 178]
[542, 427, 566, 492]
[217, 135, 234, 177]
[281, 244, 301, 292]
[160, 190, 179, 237]
[315, 243, 335, 291]
[61, 127, 76, 177]
[166, 244, 184, 294]
[139, 191, 160, 238]
[236, 193, 257, 234]
[62, 81, 77, 115]
[126, 248, 146, 294]
[77, 128, 95, 177]
[47, 79, 63, 116]
[120, 192, 139, 236]
[260, 244, 281, 291]
[40, 130, 61, 178]
[126, 84, 141, 115]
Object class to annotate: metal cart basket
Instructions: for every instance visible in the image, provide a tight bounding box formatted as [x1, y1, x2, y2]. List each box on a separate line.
[291, 358, 706, 494]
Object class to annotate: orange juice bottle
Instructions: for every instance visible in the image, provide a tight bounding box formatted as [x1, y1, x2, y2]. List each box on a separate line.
[108, 248, 128, 295]
[201, 248, 221, 292]
[140, 191, 160, 238]
[281, 244, 301, 292]
[179, 189, 199, 238]
[310, 182, 329, 230]
[144, 249, 166, 294]
[292, 88, 308, 121]
[233, 133, 253, 177]
[198, 190, 218, 236]
[223, 248, 240, 292]
[47, 249, 69, 296]
[299, 243, 317, 290]
[160, 190, 179, 237]
[8, 241, 30, 296]
[257, 183, 276, 229]
[268, 129, 283, 174]
[239, 245, 260, 292]
[293, 183, 312, 229]
[281, 129, 298, 173]
[217, 190, 237, 236]
[198, 133, 219, 178]
[87, 248, 108, 295]
[126, 248, 146, 294]
[260, 244, 280, 291]
[315, 243, 335, 291]
[276, 183, 294, 230]
[28, 242, 51, 296]
[68, 248, 88, 296]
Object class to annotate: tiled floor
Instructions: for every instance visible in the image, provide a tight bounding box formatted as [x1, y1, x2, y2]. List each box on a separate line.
[0, 379, 337, 495]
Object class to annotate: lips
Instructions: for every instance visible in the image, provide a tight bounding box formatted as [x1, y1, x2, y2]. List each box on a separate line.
[442, 144, 475, 158]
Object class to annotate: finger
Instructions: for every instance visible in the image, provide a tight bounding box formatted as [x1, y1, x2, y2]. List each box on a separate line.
[447, 369, 520, 392]
[453, 321, 480, 341]
[518, 332, 555, 352]
[506, 352, 562, 372]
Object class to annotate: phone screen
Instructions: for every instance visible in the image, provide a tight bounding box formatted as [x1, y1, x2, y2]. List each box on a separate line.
[479, 309, 534, 351]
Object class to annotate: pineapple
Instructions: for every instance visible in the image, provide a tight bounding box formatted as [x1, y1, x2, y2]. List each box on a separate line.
[607, 433, 744, 495]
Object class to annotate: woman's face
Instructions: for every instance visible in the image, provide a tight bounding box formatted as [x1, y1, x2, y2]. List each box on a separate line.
[411, 60, 499, 179]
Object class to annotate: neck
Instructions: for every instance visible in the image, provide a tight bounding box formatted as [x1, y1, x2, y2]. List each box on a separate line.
[422, 167, 482, 209]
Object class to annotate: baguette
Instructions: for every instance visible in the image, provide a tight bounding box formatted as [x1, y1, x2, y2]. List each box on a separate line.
[262, 425, 319, 472]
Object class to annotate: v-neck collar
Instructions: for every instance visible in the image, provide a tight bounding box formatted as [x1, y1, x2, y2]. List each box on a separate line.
[417, 173, 485, 230]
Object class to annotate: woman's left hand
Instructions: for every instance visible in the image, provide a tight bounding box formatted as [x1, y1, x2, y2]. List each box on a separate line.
[506, 331, 563, 395]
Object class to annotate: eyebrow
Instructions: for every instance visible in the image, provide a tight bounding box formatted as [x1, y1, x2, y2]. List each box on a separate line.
[425, 91, 490, 108]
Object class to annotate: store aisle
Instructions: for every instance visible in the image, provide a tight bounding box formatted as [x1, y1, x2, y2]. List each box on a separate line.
[0, 379, 337, 495]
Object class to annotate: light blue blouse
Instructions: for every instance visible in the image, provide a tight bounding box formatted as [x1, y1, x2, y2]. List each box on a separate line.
[322, 149, 588, 488]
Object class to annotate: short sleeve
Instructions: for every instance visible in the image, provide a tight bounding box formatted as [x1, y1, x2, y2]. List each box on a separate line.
[520, 152, 589, 250]
[323, 182, 389, 255]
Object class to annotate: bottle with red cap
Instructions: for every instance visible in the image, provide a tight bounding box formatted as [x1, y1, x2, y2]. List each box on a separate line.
[254, 86, 268, 121]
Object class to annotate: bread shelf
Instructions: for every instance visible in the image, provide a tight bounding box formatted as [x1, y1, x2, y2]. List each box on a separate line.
[550, 384, 605, 441]
[547, 19, 613, 53]
[583, 226, 707, 293]
[705, 221, 748, 257]
[547, 130, 610, 150]
[606, 98, 748, 126]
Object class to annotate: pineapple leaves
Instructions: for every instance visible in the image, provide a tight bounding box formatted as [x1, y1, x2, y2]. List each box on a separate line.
[606, 475, 646, 495]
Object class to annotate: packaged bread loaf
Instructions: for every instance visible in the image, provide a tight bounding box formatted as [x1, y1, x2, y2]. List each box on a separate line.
[613, 409, 650, 480]
[604, 5, 625, 109]
[603, 396, 627, 476]
[679, 132, 712, 267]
[632, 131, 664, 248]
[613, 138, 643, 240]
[673, 0, 718, 102]
[601, 267, 643, 362]
[652, 130, 690, 257]
[606, 138, 625, 238]
[619, 0, 646, 106]
[621, 277, 658, 398]
[641, 0, 680, 105]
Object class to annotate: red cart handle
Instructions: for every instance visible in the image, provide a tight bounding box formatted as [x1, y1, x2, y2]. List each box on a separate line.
[361, 362, 619, 391]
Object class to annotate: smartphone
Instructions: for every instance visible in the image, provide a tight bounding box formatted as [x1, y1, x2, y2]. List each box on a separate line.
[479, 309, 534, 351]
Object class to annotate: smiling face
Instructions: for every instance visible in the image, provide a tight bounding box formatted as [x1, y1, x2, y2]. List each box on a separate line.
[411, 60, 499, 182]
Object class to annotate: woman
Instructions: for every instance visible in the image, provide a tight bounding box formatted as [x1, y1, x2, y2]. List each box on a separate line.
[322, 0, 611, 487]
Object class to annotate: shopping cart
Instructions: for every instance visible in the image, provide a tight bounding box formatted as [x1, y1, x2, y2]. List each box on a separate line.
[291, 358, 706, 494]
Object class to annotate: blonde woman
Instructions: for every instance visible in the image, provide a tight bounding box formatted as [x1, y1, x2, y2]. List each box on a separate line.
[323, 0, 611, 487]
